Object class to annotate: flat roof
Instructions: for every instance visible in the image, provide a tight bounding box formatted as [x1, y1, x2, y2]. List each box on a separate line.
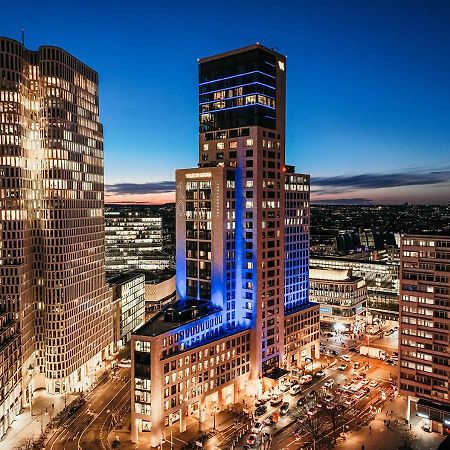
[134, 300, 221, 337]
[107, 272, 144, 286]
[198, 43, 285, 64]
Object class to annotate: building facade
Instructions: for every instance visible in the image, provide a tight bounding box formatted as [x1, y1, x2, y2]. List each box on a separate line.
[109, 273, 146, 348]
[399, 234, 450, 434]
[0, 310, 21, 440]
[131, 44, 319, 447]
[309, 268, 367, 332]
[0, 36, 113, 400]
[105, 210, 171, 272]
[310, 256, 399, 320]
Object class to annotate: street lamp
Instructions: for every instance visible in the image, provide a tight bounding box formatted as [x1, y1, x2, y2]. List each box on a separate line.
[27, 365, 34, 416]
[211, 401, 219, 430]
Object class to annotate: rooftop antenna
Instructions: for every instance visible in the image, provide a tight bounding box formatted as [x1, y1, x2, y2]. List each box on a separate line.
[21, 29, 25, 46]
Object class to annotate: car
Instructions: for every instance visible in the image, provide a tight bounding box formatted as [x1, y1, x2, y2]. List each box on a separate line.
[280, 384, 289, 392]
[255, 399, 264, 408]
[355, 390, 365, 399]
[264, 415, 275, 426]
[385, 359, 397, 366]
[338, 364, 348, 371]
[353, 362, 360, 369]
[300, 375, 313, 384]
[393, 326, 399, 331]
[270, 396, 283, 407]
[307, 408, 318, 416]
[316, 401, 324, 408]
[118, 358, 131, 368]
[255, 405, 267, 416]
[326, 402, 337, 410]
[330, 349, 339, 356]
[251, 421, 263, 434]
[299, 443, 312, 450]
[324, 395, 334, 403]
[315, 370, 326, 378]
[280, 402, 290, 415]
[349, 347, 358, 352]
[246, 434, 257, 445]
[341, 354, 351, 362]
[324, 379, 334, 389]
[297, 397, 307, 407]
[361, 378, 369, 385]
[290, 384, 302, 395]
[369, 380, 378, 387]
[422, 420, 431, 432]
[344, 397, 355, 406]
[325, 332, 334, 337]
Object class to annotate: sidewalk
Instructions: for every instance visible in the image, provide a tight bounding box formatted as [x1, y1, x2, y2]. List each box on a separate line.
[1, 389, 77, 449]
[109, 396, 256, 449]
[335, 395, 445, 450]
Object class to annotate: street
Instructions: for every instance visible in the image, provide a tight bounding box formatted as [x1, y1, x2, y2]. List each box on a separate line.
[45, 367, 130, 450]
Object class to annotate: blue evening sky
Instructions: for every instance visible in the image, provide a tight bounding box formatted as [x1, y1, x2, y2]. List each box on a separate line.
[3, 0, 450, 203]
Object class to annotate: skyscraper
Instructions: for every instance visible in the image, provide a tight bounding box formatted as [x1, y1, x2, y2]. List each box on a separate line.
[399, 234, 450, 433]
[0, 36, 113, 399]
[131, 44, 319, 446]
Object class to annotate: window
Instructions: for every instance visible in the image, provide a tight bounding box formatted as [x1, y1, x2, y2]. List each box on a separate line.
[245, 139, 253, 147]
[217, 142, 225, 150]
[229, 141, 238, 149]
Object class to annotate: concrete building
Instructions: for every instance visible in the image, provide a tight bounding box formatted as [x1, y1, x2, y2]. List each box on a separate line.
[309, 268, 367, 332]
[310, 256, 400, 321]
[0, 36, 113, 403]
[131, 44, 319, 446]
[399, 234, 450, 434]
[143, 272, 176, 318]
[105, 211, 171, 271]
[109, 273, 146, 348]
[0, 310, 21, 440]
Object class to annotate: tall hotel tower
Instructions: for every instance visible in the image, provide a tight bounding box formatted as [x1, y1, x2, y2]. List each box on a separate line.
[0, 37, 113, 399]
[131, 44, 319, 446]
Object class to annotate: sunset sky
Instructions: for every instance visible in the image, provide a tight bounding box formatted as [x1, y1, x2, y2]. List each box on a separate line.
[5, 0, 450, 204]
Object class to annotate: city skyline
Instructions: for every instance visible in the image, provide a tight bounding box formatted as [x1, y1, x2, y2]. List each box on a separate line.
[3, 0, 450, 205]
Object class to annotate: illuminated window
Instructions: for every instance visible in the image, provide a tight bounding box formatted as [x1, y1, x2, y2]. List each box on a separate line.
[229, 141, 238, 149]
[245, 95, 256, 105]
[216, 142, 224, 150]
[203, 144, 209, 151]
[245, 139, 253, 147]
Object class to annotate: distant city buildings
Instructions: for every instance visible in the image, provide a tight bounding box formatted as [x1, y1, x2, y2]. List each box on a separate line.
[309, 268, 367, 333]
[105, 209, 172, 272]
[399, 234, 450, 434]
[131, 44, 320, 446]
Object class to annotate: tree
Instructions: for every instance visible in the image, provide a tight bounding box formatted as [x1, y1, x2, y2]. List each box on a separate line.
[14, 435, 36, 450]
[324, 404, 344, 445]
[399, 428, 417, 449]
[291, 405, 329, 450]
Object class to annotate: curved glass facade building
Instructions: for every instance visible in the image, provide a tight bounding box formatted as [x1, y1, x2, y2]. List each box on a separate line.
[0, 36, 113, 398]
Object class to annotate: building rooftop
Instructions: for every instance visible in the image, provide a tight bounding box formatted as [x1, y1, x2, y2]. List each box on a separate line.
[198, 42, 285, 64]
[311, 254, 399, 266]
[107, 272, 145, 286]
[134, 300, 221, 337]
[107, 269, 175, 284]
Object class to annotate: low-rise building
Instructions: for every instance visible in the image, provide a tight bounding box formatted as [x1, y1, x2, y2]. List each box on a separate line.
[309, 268, 367, 333]
[108, 273, 146, 348]
[0, 311, 21, 440]
[310, 255, 399, 321]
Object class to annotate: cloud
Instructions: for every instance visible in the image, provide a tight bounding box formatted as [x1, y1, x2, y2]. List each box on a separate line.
[313, 170, 450, 191]
[312, 197, 373, 205]
[105, 181, 176, 196]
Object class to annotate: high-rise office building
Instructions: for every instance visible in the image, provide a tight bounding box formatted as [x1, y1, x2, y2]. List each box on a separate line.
[131, 44, 319, 446]
[399, 234, 450, 434]
[105, 209, 171, 272]
[0, 37, 113, 399]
